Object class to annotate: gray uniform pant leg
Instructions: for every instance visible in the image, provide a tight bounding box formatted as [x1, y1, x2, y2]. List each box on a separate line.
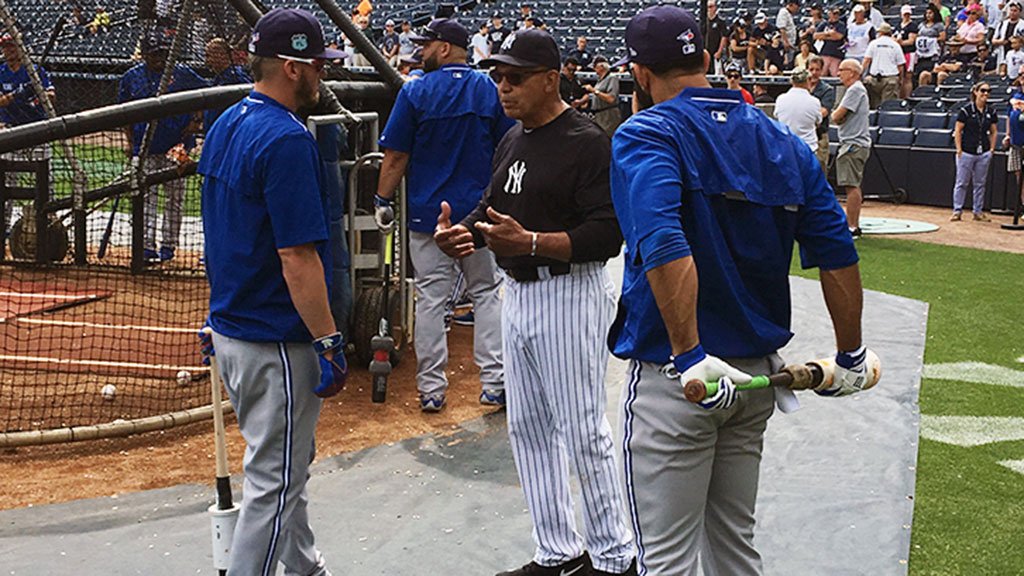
[620, 356, 778, 576]
[143, 155, 185, 251]
[211, 332, 326, 576]
[504, 265, 635, 572]
[408, 231, 503, 396]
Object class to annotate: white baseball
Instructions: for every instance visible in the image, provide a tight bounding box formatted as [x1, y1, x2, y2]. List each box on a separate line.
[176, 370, 191, 387]
[101, 384, 117, 401]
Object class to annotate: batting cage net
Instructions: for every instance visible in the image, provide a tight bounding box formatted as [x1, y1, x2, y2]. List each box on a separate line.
[0, 0, 395, 444]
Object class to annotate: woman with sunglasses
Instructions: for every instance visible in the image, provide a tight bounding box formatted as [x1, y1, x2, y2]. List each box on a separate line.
[951, 82, 999, 221]
[729, 20, 752, 73]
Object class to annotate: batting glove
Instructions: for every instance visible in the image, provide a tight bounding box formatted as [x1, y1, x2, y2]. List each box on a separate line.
[816, 346, 869, 397]
[373, 194, 395, 234]
[313, 332, 348, 398]
[673, 345, 752, 411]
[198, 325, 215, 366]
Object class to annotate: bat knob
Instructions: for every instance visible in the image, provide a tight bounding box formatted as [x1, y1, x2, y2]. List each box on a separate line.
[683, 379, 708, 403]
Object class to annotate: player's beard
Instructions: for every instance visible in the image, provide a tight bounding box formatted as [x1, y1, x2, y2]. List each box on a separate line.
[423, 52, 441, 72]
[634, 83, 654, 111]
[295, 71, 320, 115]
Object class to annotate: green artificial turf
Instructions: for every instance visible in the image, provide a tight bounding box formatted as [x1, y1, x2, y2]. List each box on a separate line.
[791, 237, 1024, 575]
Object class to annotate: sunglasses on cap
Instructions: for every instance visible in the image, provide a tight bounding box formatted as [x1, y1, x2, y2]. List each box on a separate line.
[489, 67, 548, 86]
[279, 54, 328, 72]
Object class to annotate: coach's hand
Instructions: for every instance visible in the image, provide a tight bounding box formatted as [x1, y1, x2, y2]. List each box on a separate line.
[673, 344, 752, 411]
[313, 332, 348, 398]
[374, 194, 395, 233]
[475, 207, 529, 258]
[198, 325, 215, 366]
[434, 201, 475, 259]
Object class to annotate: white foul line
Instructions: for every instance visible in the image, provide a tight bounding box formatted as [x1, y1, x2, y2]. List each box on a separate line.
[0, 291, 103, 300]
[0, 354, 208, 373]
[15, 317, 199, 334]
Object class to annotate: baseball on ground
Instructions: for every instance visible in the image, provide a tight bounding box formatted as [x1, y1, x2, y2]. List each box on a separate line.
[176, 370, 192, 387]
[101, 384, 117, 401]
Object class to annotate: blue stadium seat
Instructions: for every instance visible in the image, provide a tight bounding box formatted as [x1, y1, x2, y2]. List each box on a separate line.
[913, 99, 948, 113]
[914, 129, 955, 149]
[878, 110, 913, 128]
[878, 127, 916, 146]
[869, 126, 880, 143]
[910, 85, 941, 102]
[878, 99, 912, 111]
[912, 113, 949, 130]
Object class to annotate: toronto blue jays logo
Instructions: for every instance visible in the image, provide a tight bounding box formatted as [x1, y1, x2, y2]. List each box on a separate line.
[677, 30, 697, 55]
[292, 33, 308, 52]
[249, 31, 259, 53]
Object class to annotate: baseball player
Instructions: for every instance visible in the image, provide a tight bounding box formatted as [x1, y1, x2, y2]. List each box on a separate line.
[609, 6, 874, 575]
[374, 18, 514, 412]
[435, 29, 637, 576]
[198, 9, 348, 576]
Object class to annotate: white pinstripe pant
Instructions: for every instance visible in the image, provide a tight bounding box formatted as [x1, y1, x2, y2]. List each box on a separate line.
[503, 263, 635, 573]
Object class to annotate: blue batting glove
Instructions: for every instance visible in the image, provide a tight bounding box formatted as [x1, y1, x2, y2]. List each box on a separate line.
[313, 332, 348, 398]
[198, 325, 215, 366]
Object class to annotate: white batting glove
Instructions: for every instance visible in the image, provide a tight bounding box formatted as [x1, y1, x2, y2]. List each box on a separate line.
[672, 345, 753, 411]
[373, 194, 395, 233]
[816, 346, 869, 397]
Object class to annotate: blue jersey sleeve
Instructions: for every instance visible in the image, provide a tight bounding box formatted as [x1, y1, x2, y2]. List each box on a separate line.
[794, 147, 859, 270]
[38, 67, 53, 90]
[379, 84, 416, 153]
[117, 71, 133, 103]
[612, 117, 692, 272]
[260, 133, 328, 249]
[174, 66, 208, 92]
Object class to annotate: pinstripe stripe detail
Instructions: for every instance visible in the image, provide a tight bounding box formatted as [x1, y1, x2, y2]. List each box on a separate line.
[622, 359, 648, 575]
[262, 343, 296, 576]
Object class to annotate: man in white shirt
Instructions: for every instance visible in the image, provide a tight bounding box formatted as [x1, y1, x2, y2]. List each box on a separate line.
[992, 1, 1023, 65]
[775, 68, 822, 155]
[862, 23, 905, 108]
[470, 21, 491, 65]
[848, 0, 885, 28]
[846, 5, 876, 62]
[776, 0, 800, 60]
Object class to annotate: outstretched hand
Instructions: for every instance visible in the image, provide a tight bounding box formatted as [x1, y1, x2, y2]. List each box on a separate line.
[474, 207, 531, 257]
[434, 201, 476, 259]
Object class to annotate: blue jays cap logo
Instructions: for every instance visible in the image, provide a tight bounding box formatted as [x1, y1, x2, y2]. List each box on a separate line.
[291, 33, 308, 52]
[248, 31, 259, 53]
[677, 29, 697, 55]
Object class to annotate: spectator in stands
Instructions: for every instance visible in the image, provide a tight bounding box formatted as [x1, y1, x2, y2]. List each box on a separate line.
[489, 14, 510, 49]
[398, 47, 424, 79]
[380, 19, 401, 67]
[764, 32, 786, 74]
[725, 64, 755, 103]
[776, 0, 801, 64]
[566, 36, 593, 71]
[399, 20, 416, 58]
[982, 0, 1004, 33]
[526, 17, 547, 31]
[801, 4, 825, 48]
[955, 4, 988, 56]
[894, 6, 918, 97]
[559, 57, 586, 108]
[88, 6, 110, 35]
[921, 38, 968, 85]
[795, 39, 813, 69]
[470, 22, 491, 66]
[992, 1, 1023, 65]
[517, 4, 535, 30]
[730, 19, 753, 72]
[753, 82, 774, 102]
[832, 58, 870, 237]
[0, 33, 56, 235]
[775, 68, 823, 161]
[204, 37, 252, 129]
[932, 0, 953, 25]
[1001, 34, 1024, 79]
[808, 55, 835, 172]
[582, 55, 621, 136]
[915, 5, 947, 85]
[1004, 78, 1024, 211]
[815, 7, 847, 76]
[119, 32, 206, 263]
[706, 0, 728, 75]
[846, 5, 876, 63]
[863, 23, 904, 108]
[849, 0, 884, 28]
[749, 12, 778, 72]
[969, 43, 1000, 76]
[952, 81, 998, 221]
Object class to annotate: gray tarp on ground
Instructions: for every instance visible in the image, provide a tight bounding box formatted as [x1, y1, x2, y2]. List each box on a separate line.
[0, 275, 926, 575]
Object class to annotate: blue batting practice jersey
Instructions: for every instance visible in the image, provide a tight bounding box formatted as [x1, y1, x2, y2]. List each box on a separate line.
[199, 92, 330, 343]
[118, 63, 207, 155]
[379, 64, 515, 233]
[0, 63, 53, 126]
[204, 65, 252, 130]
[609, 88, 858, 363]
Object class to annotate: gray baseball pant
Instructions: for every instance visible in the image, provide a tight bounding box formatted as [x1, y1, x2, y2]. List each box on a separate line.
[211, 332, 331, 576]
[142, 154, 185, 252]
[620, 355, 779, 576]
[408, 231, 503, 397]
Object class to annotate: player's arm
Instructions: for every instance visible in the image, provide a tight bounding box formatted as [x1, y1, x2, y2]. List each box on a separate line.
[819, 264, 863, 352]
[647, 256, 700, 355]
[279, 243, 337, 344]
[375, 148, 409, 201]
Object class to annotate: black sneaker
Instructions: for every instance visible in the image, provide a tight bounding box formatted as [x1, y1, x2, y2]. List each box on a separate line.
[593, 558, 637, 576]
[496, 553, 592, 576]
[850, 227, 862, 238]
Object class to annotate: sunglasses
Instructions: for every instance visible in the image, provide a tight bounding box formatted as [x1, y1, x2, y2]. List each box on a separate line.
[279, 54, 327, 72]
[727, 73, 741, 79]
[978, 88, 991, 93]
[489, 68, 547, 86]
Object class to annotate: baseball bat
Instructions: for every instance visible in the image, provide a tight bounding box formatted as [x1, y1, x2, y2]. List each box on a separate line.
[204, 328, 234, 576]
[96, 193, 120, 259]
[370, 229, 395, 403]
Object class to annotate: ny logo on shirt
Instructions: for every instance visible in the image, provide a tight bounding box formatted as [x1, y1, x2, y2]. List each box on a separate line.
[504, 160, 527, 195]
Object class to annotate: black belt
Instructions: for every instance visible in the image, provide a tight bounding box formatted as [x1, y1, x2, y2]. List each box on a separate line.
[506, 262, 571, 282]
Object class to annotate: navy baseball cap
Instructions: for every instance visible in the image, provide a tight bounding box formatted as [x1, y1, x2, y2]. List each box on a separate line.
[614, 5, 704, 68]
[248, 8, 347, 60]
[478, 29, 560, 70]
[409, 18, 470, 50]
[141, 31, 172, 54]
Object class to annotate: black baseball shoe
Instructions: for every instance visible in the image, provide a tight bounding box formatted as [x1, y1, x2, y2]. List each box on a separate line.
[496, 553, 592, 576]
[593, 558, 637, 576]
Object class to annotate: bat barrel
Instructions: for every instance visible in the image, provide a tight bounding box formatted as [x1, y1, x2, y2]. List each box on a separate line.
[683, 379, 712, 402]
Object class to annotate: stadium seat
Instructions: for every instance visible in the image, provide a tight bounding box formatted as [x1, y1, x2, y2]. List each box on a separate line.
[869, 126, 880, 144]
[877, 127, 916, 146]
[878, 99, 912, 111]
[869, 110, 878, 126]
[913, 99, 948, 113]
[878, 110, 913, 128]
[911, 85, 942, 102]
[912, 113, 949, 130]
[914, 129, 955, 149]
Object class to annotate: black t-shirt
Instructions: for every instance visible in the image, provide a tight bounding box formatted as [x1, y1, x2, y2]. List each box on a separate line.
[489, 25, 510, 48]
[560, 74, 586, 104]
[956, 103, 998, 153]
[766, 42, 785, 69]
[751, 22, 778, 44]
[817, 20, 847, 58]
[894, 21, 919, 54]
[380, 32, 400, 55]
[567, 48, 593, 70]
[462, 109, 623, 269]
[706, 14, 726, 54]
